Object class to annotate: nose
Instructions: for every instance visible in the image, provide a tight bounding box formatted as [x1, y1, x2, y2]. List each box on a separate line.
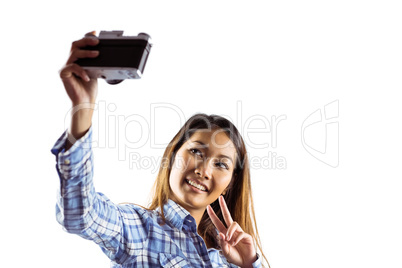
[194, 161, 212, 180]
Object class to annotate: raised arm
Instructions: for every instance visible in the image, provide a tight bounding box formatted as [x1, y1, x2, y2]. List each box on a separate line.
[52, 32, 148, 264]
[59, 31, 99, 149]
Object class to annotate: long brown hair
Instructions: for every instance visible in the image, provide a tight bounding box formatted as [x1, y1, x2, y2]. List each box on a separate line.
[147, 113, 270, 267]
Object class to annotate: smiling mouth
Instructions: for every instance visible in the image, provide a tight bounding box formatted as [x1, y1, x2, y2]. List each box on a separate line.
[185, 179, 208, 192]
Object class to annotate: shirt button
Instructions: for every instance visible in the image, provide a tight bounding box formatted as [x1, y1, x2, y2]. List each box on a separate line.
[64, 159, 71, 165]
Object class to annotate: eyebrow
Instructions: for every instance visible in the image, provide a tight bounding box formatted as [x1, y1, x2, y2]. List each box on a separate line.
[191, 140, 234, 164]
[192, 140, 207, 146]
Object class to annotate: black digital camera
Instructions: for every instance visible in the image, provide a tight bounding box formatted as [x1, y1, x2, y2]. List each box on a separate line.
[75, 31, 152, 85]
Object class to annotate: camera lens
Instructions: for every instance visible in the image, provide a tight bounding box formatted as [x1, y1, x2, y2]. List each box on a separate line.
[106, 79, 124, 85]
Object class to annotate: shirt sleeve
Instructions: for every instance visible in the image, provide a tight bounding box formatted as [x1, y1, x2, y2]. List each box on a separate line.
[51, 127, 147, 264]
[227, 253, 262, 268]
[251, 253, 262, 268]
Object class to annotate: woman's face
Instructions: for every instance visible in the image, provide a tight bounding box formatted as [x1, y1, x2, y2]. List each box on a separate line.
[169, 129, 237, 211]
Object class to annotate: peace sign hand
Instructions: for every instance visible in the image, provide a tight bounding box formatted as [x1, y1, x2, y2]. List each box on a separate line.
[207, 196, 258, 268]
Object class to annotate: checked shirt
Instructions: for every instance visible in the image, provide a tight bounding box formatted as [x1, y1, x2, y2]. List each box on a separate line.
[51, 126, 262, 267]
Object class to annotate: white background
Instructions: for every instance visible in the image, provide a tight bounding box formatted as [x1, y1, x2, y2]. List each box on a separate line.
[1, 0, 401, 267]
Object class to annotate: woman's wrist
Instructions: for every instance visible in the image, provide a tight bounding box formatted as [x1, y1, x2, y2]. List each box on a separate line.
[66, 102, 95, 150]
[242, 253, 259, 268]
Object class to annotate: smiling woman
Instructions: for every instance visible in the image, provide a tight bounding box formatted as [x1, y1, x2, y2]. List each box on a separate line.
[169, 122, 237, 224]
[148, 113, 270, 267]
[52, 32, 270, 268]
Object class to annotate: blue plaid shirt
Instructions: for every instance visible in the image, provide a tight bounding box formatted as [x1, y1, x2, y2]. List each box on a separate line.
[51, 126, 262, 267]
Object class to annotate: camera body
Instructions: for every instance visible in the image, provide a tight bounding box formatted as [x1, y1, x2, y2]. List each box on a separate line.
[75, 31, 152, 84]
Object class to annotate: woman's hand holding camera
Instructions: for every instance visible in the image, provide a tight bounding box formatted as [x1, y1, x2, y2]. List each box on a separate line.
[59, 31, 99, 149]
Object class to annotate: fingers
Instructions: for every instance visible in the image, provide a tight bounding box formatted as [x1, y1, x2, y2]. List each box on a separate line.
[67, 49, 99, 65]
[225, 221, 250, 247]
[232, 232, 246, 247]
[206, 205, 227, 234]
[60, 63, 90, 82]
[225, 221, 245, 247]
[67, 34, 100, 64]
[226, 221, 240, 242]
[217, 232, 230, 253]
[226, 223, 246, 247]
[207, 196, 235, 235]
[85, 31, 96, 37]
[219, 195, 233, 227]
[71, 35, 99, 51]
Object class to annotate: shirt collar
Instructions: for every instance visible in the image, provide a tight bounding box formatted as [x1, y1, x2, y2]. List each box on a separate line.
[158, 199, 196, 231]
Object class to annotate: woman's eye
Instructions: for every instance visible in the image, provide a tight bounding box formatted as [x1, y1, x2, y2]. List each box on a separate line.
[190, 148, 203, 157]
[216, 162, 229, 170]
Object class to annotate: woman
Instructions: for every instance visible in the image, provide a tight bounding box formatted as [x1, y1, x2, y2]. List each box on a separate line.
[52, 32, 269, 267]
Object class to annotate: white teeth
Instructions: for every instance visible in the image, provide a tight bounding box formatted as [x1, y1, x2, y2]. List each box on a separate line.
[187, 179, 206, 191]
